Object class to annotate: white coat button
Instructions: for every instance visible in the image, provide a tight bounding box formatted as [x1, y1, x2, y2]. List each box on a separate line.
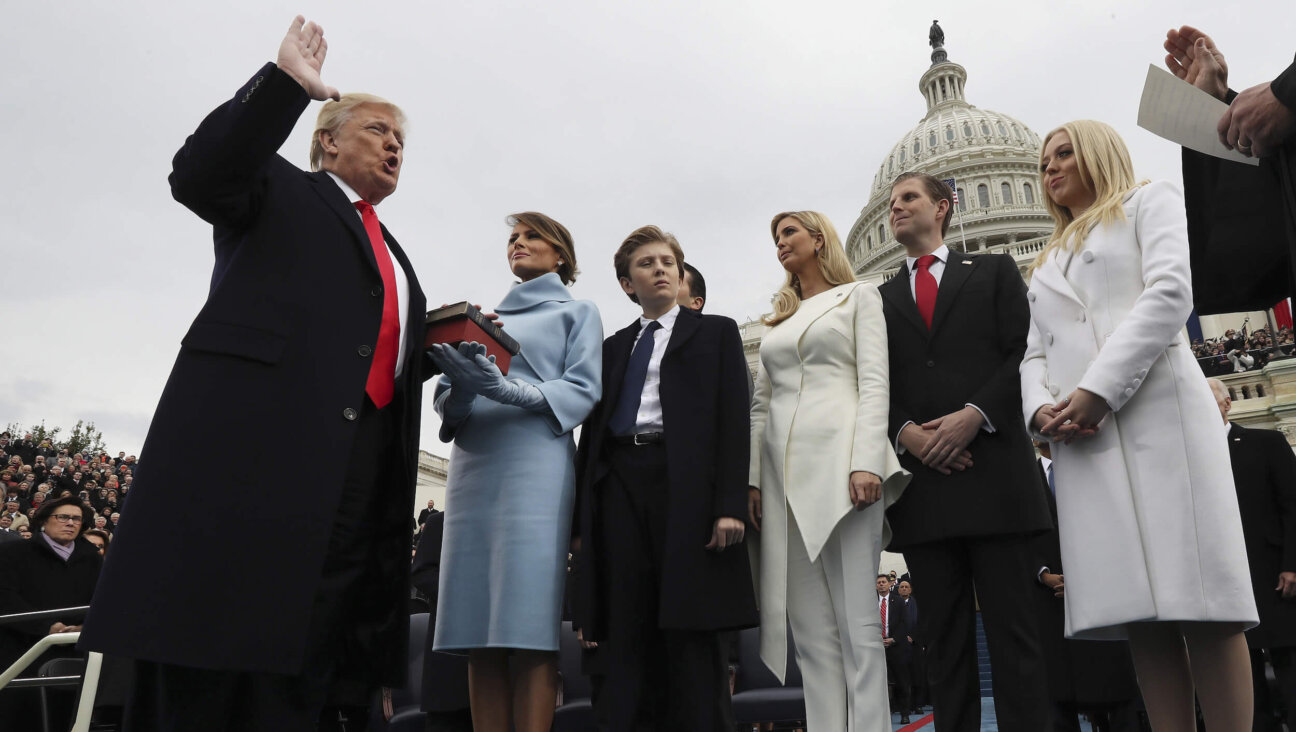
[1138, 368, 1148, 378]
[343, 408, 358, 421]
[1081, 250, 1095, 263]
[1028, 292, 1036, 302]
[1132, 378, 1142, 387]
[1048, 384, 1060, 396]
[1046, 333, 1054, 345]
[1124, 387, 1134, 397]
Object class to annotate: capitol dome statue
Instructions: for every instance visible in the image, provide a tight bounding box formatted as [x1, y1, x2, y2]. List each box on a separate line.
[845, 22, 1055, 282]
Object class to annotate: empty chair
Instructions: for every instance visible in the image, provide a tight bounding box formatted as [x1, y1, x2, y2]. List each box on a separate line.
[731, 626, 806, 725]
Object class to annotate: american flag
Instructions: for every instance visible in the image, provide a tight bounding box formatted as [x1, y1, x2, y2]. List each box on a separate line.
[942, 178, 959, 204]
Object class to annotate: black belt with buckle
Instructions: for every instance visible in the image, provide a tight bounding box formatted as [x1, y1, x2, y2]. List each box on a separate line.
[613, 432, 664, 446]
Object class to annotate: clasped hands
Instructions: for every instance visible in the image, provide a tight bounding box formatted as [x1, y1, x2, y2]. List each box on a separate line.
[898, 406, 980, 476]
[1033, 388, 1109, 445]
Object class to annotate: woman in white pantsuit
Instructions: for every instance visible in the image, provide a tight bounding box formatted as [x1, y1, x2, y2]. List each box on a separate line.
[748, 210, 910, 731]
[1021, 120, 1257, 732]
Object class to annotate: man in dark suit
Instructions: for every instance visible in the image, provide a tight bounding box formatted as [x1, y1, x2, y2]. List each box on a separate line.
[879, 172, 1052, 732]
[417, 498, 439, 526]
[1209, 379, 1296, 731]
[573, 225, 757, 731]
[1031, 444, 1141, 732]
[79, 17, 430, 731]
[879, 574, 913, 724]
[898, 578, 928, 713]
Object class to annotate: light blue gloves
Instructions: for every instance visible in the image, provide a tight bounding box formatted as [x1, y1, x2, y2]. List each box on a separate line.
[429, 341, 548, 411]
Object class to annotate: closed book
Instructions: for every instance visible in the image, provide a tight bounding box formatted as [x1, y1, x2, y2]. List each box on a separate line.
[424, 302, 520, 375]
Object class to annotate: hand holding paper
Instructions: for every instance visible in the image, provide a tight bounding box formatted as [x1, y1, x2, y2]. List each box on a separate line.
[1137, 64, 1258, 166]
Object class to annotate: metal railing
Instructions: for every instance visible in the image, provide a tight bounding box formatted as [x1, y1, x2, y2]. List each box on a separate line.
[0, 606, 101, 732]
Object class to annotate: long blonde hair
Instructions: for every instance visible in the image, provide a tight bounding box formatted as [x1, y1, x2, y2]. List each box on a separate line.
[1032, 120, 1144, 270]
[763, 211, 856, 326]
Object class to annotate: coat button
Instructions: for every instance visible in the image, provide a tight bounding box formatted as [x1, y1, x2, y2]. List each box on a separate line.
[1046, 333, 1054, 345]
[1028, 292, 1037, 302]
[1138, 368, 1148, 378]
[1049, 384, 1060, 396]
[1124, 387, 1134, 398]
[1132, 378, 1142, 388]
[926, 360, 936, 368]
[370, 286, 382, 297]
[358, 345, 373, 357]
[343, 408, 358, 421]
[1081, 250, 1095, 263]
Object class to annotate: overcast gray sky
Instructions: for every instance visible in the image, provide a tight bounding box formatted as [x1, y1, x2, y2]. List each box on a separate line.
[1, 1, 1289, 456]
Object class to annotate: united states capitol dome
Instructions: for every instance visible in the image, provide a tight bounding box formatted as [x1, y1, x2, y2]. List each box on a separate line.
[846, 23, 1055, 280]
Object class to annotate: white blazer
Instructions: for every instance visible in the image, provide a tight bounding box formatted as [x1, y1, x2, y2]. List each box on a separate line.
[749, 281, 910, 677]
[1020, 181, 1256, 639]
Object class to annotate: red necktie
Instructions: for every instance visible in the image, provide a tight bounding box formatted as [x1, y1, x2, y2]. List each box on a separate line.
[880, 595, 888, 635]
[355, 201, 399, 409]
[914, 254, 938, 329]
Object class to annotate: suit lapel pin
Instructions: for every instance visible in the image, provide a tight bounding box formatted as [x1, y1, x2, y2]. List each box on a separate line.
[961, 260, 972, 265]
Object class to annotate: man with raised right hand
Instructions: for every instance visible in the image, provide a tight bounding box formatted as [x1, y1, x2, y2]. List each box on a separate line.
[80, 16, 431, 731]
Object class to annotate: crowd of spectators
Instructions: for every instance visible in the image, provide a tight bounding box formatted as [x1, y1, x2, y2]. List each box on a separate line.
[0, 431, 137, 554]
[1193, 326, 1295, 376]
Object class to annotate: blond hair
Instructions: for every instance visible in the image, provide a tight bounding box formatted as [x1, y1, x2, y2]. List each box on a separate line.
[309, 94, 407, 171]
[1032, 120, 1144, 270]
[763, 211, 856, 326]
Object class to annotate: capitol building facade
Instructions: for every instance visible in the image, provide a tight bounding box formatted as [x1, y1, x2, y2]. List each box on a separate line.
[844, 37, 1053, 284]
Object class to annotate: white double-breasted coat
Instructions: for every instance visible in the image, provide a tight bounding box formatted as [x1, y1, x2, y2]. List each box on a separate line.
[1020, 180, 1257, 640]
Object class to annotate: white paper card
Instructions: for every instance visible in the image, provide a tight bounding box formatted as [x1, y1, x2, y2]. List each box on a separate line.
[1137, 64, 1259, 166]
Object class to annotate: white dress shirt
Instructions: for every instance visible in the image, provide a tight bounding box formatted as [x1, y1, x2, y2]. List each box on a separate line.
[894, 244, 994, 454]
[627, 306, 681, 433]
[327, 172, 410, 378]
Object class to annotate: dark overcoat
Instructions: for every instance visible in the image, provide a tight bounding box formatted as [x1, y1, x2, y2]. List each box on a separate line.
[879, 252, 1051, 549]
[1225, 422, 1296, 649]
[1182, 54, 1296, 314]
[573, 307, 758, 639]
[0, 535, 102, 670]
[1029, 462, 1139, 705]
[79, 64, 428, 682]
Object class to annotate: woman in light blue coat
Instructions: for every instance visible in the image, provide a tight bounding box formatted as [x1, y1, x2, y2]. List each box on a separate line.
[427, 212, 602, 732]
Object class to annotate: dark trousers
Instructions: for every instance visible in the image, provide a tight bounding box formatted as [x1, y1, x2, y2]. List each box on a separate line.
[124, 396, 397, 732]
[910, 643, 929, 709]
[1050, 700, 1142, 732]
[886, 645, 913, 716]
[904, 535, 1050, 732]
[1252, 647, 1296, 732]
[594, 443, 731, 732]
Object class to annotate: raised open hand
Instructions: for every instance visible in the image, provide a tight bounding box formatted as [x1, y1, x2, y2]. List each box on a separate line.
[1164, 25, 1228, 101]
[276, 15, 340, 101]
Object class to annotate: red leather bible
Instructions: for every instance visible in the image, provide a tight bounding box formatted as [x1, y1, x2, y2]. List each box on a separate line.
[424, 302, 521, 375]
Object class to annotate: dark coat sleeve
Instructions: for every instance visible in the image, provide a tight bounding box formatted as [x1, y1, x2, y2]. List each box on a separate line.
[714, 317, 752, 520]
[168, 63, 311, 231]
[1257, 429, 1296, 572]
[1271, 54, 1296, 111]
[967, 255, 1030, 430]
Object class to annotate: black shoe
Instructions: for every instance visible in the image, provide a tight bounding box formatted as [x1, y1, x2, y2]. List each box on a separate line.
[900, 715, 911, 724]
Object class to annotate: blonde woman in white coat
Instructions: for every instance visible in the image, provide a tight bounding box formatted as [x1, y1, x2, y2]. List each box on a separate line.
[1021, 120, 1257, 732]
[748, 211, 910, 731]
